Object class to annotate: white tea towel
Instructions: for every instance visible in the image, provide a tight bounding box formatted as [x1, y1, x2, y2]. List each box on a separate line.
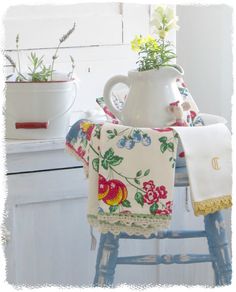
[173, 123, 232, 215]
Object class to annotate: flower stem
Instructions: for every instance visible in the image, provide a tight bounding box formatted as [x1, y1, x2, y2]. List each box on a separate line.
[50, 43, 61, 81]
[89, 144, 99, 156]
[110, 165, 145, 193]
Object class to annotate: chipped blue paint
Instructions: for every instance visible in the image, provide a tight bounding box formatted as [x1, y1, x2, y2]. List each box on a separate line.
[93, 168, 232, 287]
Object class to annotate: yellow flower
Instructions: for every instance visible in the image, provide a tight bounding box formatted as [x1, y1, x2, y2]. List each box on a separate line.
[144, 35, 159, 50]
[131, 35, 144, 52]
[80, 121, 93, 132]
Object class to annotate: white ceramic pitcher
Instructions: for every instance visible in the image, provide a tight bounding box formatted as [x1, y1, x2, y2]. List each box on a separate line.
[103, 65, 184, 128]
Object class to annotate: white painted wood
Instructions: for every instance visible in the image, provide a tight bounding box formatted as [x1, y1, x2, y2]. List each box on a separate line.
[7, 168, 88, 203]
[6, 149, 82, 174]
[4, 10, 122, 49]
[6, 138, 66, 154]
[6, 170, 95, 286]
[5, 3, 120, 19]
[5, 156, 95, 286]
[122, 3, 150, 43]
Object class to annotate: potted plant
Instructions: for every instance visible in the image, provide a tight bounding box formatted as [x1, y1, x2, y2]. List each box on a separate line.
[4, 23, 78, 139]
[102, 5, 184, 128]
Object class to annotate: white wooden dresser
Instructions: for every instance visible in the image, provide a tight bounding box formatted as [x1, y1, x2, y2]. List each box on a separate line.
[4, 139, 96, 286]
[4, 137, 164, 286]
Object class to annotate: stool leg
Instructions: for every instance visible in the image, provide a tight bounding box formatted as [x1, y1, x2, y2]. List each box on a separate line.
[204, 211, 232, 286]
[93, 232, 120, 287]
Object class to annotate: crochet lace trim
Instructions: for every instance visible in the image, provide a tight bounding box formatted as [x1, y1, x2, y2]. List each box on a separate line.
[193, 195, 232, 216]
[87, 214, 171, 237]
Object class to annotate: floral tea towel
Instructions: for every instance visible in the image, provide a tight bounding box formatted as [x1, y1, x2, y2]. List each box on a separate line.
[87, 122, 178, 237]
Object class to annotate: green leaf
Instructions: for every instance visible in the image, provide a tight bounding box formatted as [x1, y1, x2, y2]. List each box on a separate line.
[144, 169, 150, 176]
[122, 200, 131, 208]
[82, 139, 88, 148]
[108, 133, 115, 139]
[134, 178, 140, 185]
[136, 170, 142, 177]
[159, 137, 167, 143]
[110, 155, 123, 166]
[114, 129, 118, 135]
[150, 202, 158, 214]
[92, 158, 99, 172]
[109, 205, 118, 213]
[167, 142, 174, 152]
[169, 157, 173, 161]
[104, 148, 114, 160]
[135, 192, 144, 207]
[101, 159, 109, 170]
[106, 130, 113, 134]
[160, 143, 168, 153]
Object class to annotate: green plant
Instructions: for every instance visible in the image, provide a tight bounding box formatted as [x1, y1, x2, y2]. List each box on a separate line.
[131, 5, 179, 71]
[5, 22, 76, 82]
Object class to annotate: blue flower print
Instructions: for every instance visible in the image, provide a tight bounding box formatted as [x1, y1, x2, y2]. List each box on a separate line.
[117, 137, 127, 148]
[132, 130, 142, 143]
[142, 134, 151, 146]
[125, 138, 135, 150]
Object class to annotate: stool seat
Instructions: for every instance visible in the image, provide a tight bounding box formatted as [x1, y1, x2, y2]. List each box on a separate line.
[93, 167, 232, 287]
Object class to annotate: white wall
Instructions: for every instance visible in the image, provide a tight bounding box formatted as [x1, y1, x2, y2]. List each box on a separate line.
[176, 5, 232, 277]
[3, 3, 150, 121]
[176, 5, 233, 128]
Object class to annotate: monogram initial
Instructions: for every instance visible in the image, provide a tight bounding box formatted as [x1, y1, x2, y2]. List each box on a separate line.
[212, 157, 220, 170]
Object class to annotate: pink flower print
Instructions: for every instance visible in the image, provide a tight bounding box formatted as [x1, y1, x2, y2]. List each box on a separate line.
[143, 180, 155, 191]
[143, 190, 159, 205]
[190, 110, 197, 121]
[76, 146, 86, 158]
[156, 201, 173, 215]
[153, 127, 173, 132]
[85, 125, 95, 141]
[156, 185, 168, 199]
[166, 200, 173, 213]
[156, 209, 169, 215]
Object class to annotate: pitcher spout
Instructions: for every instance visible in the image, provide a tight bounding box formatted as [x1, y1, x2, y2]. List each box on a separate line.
[171, 64, 184, 76]
[159, 64, 184, 80]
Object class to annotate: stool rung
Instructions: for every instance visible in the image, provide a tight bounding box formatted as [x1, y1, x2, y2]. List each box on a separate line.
[116, 254, 213, 265]
[119, 230, 206, 240]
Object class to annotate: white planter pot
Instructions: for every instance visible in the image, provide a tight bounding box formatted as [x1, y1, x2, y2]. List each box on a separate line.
[5, 80, 77, 139]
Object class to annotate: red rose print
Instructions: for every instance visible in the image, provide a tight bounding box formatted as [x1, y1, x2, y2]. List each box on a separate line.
[143, 180, 155, 191]
[143, 190, 159, 205]
[156, 185, 168, 199]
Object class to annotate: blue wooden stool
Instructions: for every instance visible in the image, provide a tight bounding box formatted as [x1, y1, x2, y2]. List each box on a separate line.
[93, 167, 232, 287]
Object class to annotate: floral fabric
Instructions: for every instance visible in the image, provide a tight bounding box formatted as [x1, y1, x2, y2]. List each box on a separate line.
[66, 120, 178, 236]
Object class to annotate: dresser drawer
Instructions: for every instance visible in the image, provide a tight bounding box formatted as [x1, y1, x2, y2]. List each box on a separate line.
[6, 149, 82, 174]
[7, 167, 88, 204]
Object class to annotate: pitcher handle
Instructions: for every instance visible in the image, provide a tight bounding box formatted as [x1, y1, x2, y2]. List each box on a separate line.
[103, 75, 130, 121]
